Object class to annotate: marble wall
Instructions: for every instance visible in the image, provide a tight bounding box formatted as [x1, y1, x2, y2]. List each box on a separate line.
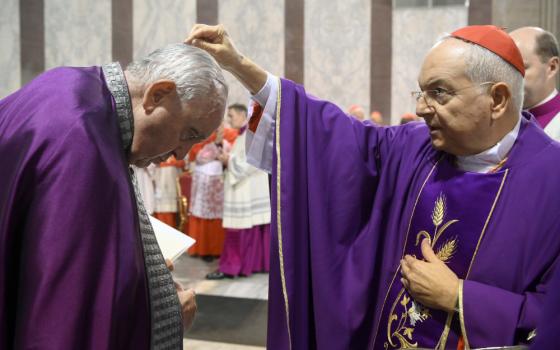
[44, 0, 112, 69]
[218, 0, 285, 107]
[391, 5, 467, 124]
[133, 0, 196, 60]
[0, 0, 20, 98]
[305, 0, 371, 114]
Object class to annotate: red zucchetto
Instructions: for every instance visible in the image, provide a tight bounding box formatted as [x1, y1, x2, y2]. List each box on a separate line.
[451, 25, 525, 77]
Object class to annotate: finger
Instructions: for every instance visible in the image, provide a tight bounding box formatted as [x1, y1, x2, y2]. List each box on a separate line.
[165, 258, 174, 271]
[188, 23, 206, 36]
[190, 39, 220, 55]
[185, 24, 211, 43]
[421, 238, 439, 263]
[400, 277, 410, 290]
[186, 288, 196, 297]
[185, 24, 222, 44]
[400, 259, 410, 277]
[404, 254, 416, 265]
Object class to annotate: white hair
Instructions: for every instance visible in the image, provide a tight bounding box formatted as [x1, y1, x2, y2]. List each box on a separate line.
[126, 43, 228, 106]
[438, 35, 524, 114]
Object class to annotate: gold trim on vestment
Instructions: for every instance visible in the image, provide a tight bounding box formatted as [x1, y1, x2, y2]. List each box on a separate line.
[466, 169, 509, 278]
[370, 157, 443, 349]
[436, 312, 455, 350]
[458, 279, 469, 349]
[457, 169, 509, 349]
[275, 77, 292, 349]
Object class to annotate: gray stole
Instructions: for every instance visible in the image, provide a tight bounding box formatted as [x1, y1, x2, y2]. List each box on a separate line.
[102, 62, 183, 350]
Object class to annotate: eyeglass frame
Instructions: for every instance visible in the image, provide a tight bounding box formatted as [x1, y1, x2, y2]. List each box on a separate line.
[411, 81, 495, 106]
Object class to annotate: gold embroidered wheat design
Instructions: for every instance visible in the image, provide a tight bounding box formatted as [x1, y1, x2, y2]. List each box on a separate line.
[431, 195, 445, 227]
[435, 237, 458, 263]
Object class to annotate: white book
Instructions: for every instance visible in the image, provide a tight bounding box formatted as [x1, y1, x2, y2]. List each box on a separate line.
[149, 216, 195, 261]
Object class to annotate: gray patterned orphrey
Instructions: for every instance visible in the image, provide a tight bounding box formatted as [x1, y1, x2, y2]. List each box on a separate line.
[102, 62, 183, 350]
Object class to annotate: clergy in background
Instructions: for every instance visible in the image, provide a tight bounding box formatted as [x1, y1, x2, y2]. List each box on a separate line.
[510, 27, 560, 140]
[187, 24, 560, 349]
[206, 103, 272, 280]
[0, 44, 226, 349]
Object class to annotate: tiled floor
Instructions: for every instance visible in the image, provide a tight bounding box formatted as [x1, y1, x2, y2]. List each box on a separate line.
[172, 254, 268, 350]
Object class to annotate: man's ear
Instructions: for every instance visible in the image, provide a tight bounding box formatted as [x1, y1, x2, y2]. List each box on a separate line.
[489, 82, 511, 120]
[142, 80, 177, 113]
[547, 56, 559, 80]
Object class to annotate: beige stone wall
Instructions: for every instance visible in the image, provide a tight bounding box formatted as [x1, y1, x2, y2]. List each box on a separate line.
[133, 0, 196, 60]
[304, 0, 371, 114]
[218, 0, 285, 107]
[391, 5, 468, 124]
[44, 0, 112, 69]
[0, 0, 20, 98]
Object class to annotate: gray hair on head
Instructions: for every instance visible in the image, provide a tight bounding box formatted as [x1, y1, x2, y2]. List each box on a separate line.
[126, 43, 228, 106]
[437, 35, 524, 114]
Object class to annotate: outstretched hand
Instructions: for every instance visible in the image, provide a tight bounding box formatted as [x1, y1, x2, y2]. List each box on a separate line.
[185, 24, 242, 72]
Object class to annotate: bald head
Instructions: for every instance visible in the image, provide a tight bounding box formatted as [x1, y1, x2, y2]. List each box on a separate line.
[510, 27, 559, 108]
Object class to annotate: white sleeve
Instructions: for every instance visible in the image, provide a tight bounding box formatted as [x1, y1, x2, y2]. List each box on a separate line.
[245, 72, 278, 174]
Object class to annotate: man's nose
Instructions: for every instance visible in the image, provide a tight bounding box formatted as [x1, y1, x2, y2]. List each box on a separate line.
[415, 97, 436, 120]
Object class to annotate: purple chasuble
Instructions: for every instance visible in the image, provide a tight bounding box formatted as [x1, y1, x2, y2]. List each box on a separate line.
[267, 78, 560, 349]
[528, 93, 560, 128]
[0, 67, 150, 349]
[530, 263, 560, 349]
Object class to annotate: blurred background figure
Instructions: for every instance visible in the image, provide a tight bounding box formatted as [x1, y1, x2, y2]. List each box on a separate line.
[370, 110, 384, 124]
[399, 112, 421, 125]
[207, 103, 271, 280]
[132, 164, 156, 215]
[510, 26, 560, 140]
[347, 104, 365, 121]
[187, 123, 238, 262]
[153, 156, 185, 227]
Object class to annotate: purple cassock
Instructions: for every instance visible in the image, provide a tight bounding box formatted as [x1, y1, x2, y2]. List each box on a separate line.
[529, 93, 560, 129]
[0, 67, 151, 348]
[266, 79, 560, 349]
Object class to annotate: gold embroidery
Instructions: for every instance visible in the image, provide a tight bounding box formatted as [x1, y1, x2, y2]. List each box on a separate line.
[385, 194, 459, 349]
[459, 169, 509, 349]
[371, 158, 442, 349]
[436, 238, 458, 262]
[275, 78, 292, 349]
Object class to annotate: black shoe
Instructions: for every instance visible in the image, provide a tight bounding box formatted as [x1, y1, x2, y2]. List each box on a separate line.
[201, 256, 215, 262]
[206, 271, 233, 280]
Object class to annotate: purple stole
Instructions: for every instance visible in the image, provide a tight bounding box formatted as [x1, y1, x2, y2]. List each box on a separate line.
[373, 156, 508, 349]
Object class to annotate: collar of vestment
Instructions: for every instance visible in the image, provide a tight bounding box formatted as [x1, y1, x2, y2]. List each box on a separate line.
[101, 62, 134, 155]
[455, 114, 521, 173]
[531, 89, 559, 109]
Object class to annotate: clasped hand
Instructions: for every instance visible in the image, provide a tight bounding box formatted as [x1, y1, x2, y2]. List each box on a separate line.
[400, 239, 459, 313]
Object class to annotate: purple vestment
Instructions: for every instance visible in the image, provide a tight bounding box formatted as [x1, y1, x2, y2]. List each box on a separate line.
[529, 93, 560, 128]
[530, 262, 560, 349]
[219, 225, 271, 276]
[267, 79, 560, 349]
[0, 67, 150, 349]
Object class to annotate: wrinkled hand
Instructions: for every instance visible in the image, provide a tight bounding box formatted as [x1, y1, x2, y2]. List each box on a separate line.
[400, 239, 459, 313]
[185, 24, 242, 72]
[175, 281, 197, 330]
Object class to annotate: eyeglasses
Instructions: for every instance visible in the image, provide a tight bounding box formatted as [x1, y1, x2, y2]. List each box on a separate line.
[411, 82, 495, 106]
